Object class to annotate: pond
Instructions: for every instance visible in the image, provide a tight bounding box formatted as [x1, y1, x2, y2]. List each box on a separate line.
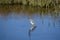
[0, 5, 60, 40]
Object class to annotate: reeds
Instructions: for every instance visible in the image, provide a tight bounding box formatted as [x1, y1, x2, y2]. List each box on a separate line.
[0, 0, 60, 14]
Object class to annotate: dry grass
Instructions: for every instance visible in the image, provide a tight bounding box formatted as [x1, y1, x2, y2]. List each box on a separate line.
[0, 0, 60, 15]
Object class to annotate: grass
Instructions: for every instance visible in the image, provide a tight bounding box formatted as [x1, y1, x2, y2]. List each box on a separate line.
[0, 0, 60, 14]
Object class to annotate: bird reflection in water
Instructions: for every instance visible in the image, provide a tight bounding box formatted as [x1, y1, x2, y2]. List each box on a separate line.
[28, 19, 37, 40]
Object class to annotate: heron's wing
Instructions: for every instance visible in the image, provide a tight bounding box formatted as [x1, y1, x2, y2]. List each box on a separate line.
[31, 26, 37, 31]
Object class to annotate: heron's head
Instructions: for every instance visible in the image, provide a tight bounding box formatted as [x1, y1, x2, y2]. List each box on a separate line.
[29, 19, 35, 25]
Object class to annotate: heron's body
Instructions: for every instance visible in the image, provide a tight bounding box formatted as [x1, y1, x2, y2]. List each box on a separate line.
[29, 26, 36, 37]
[29, 26, 36, 32]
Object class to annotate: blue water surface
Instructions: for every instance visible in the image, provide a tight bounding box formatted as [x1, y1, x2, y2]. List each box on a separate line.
[0, 13, 60, 40]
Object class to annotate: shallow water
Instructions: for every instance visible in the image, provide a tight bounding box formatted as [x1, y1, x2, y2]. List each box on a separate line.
[0, 12, 60, 40]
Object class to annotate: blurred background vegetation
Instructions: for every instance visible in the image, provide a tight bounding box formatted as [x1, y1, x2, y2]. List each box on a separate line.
[0, 0, 60, 7]
[0, 0, 60, 14]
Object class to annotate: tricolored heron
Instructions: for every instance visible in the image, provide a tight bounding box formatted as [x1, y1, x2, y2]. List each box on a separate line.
[28, 19, 37, 40]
